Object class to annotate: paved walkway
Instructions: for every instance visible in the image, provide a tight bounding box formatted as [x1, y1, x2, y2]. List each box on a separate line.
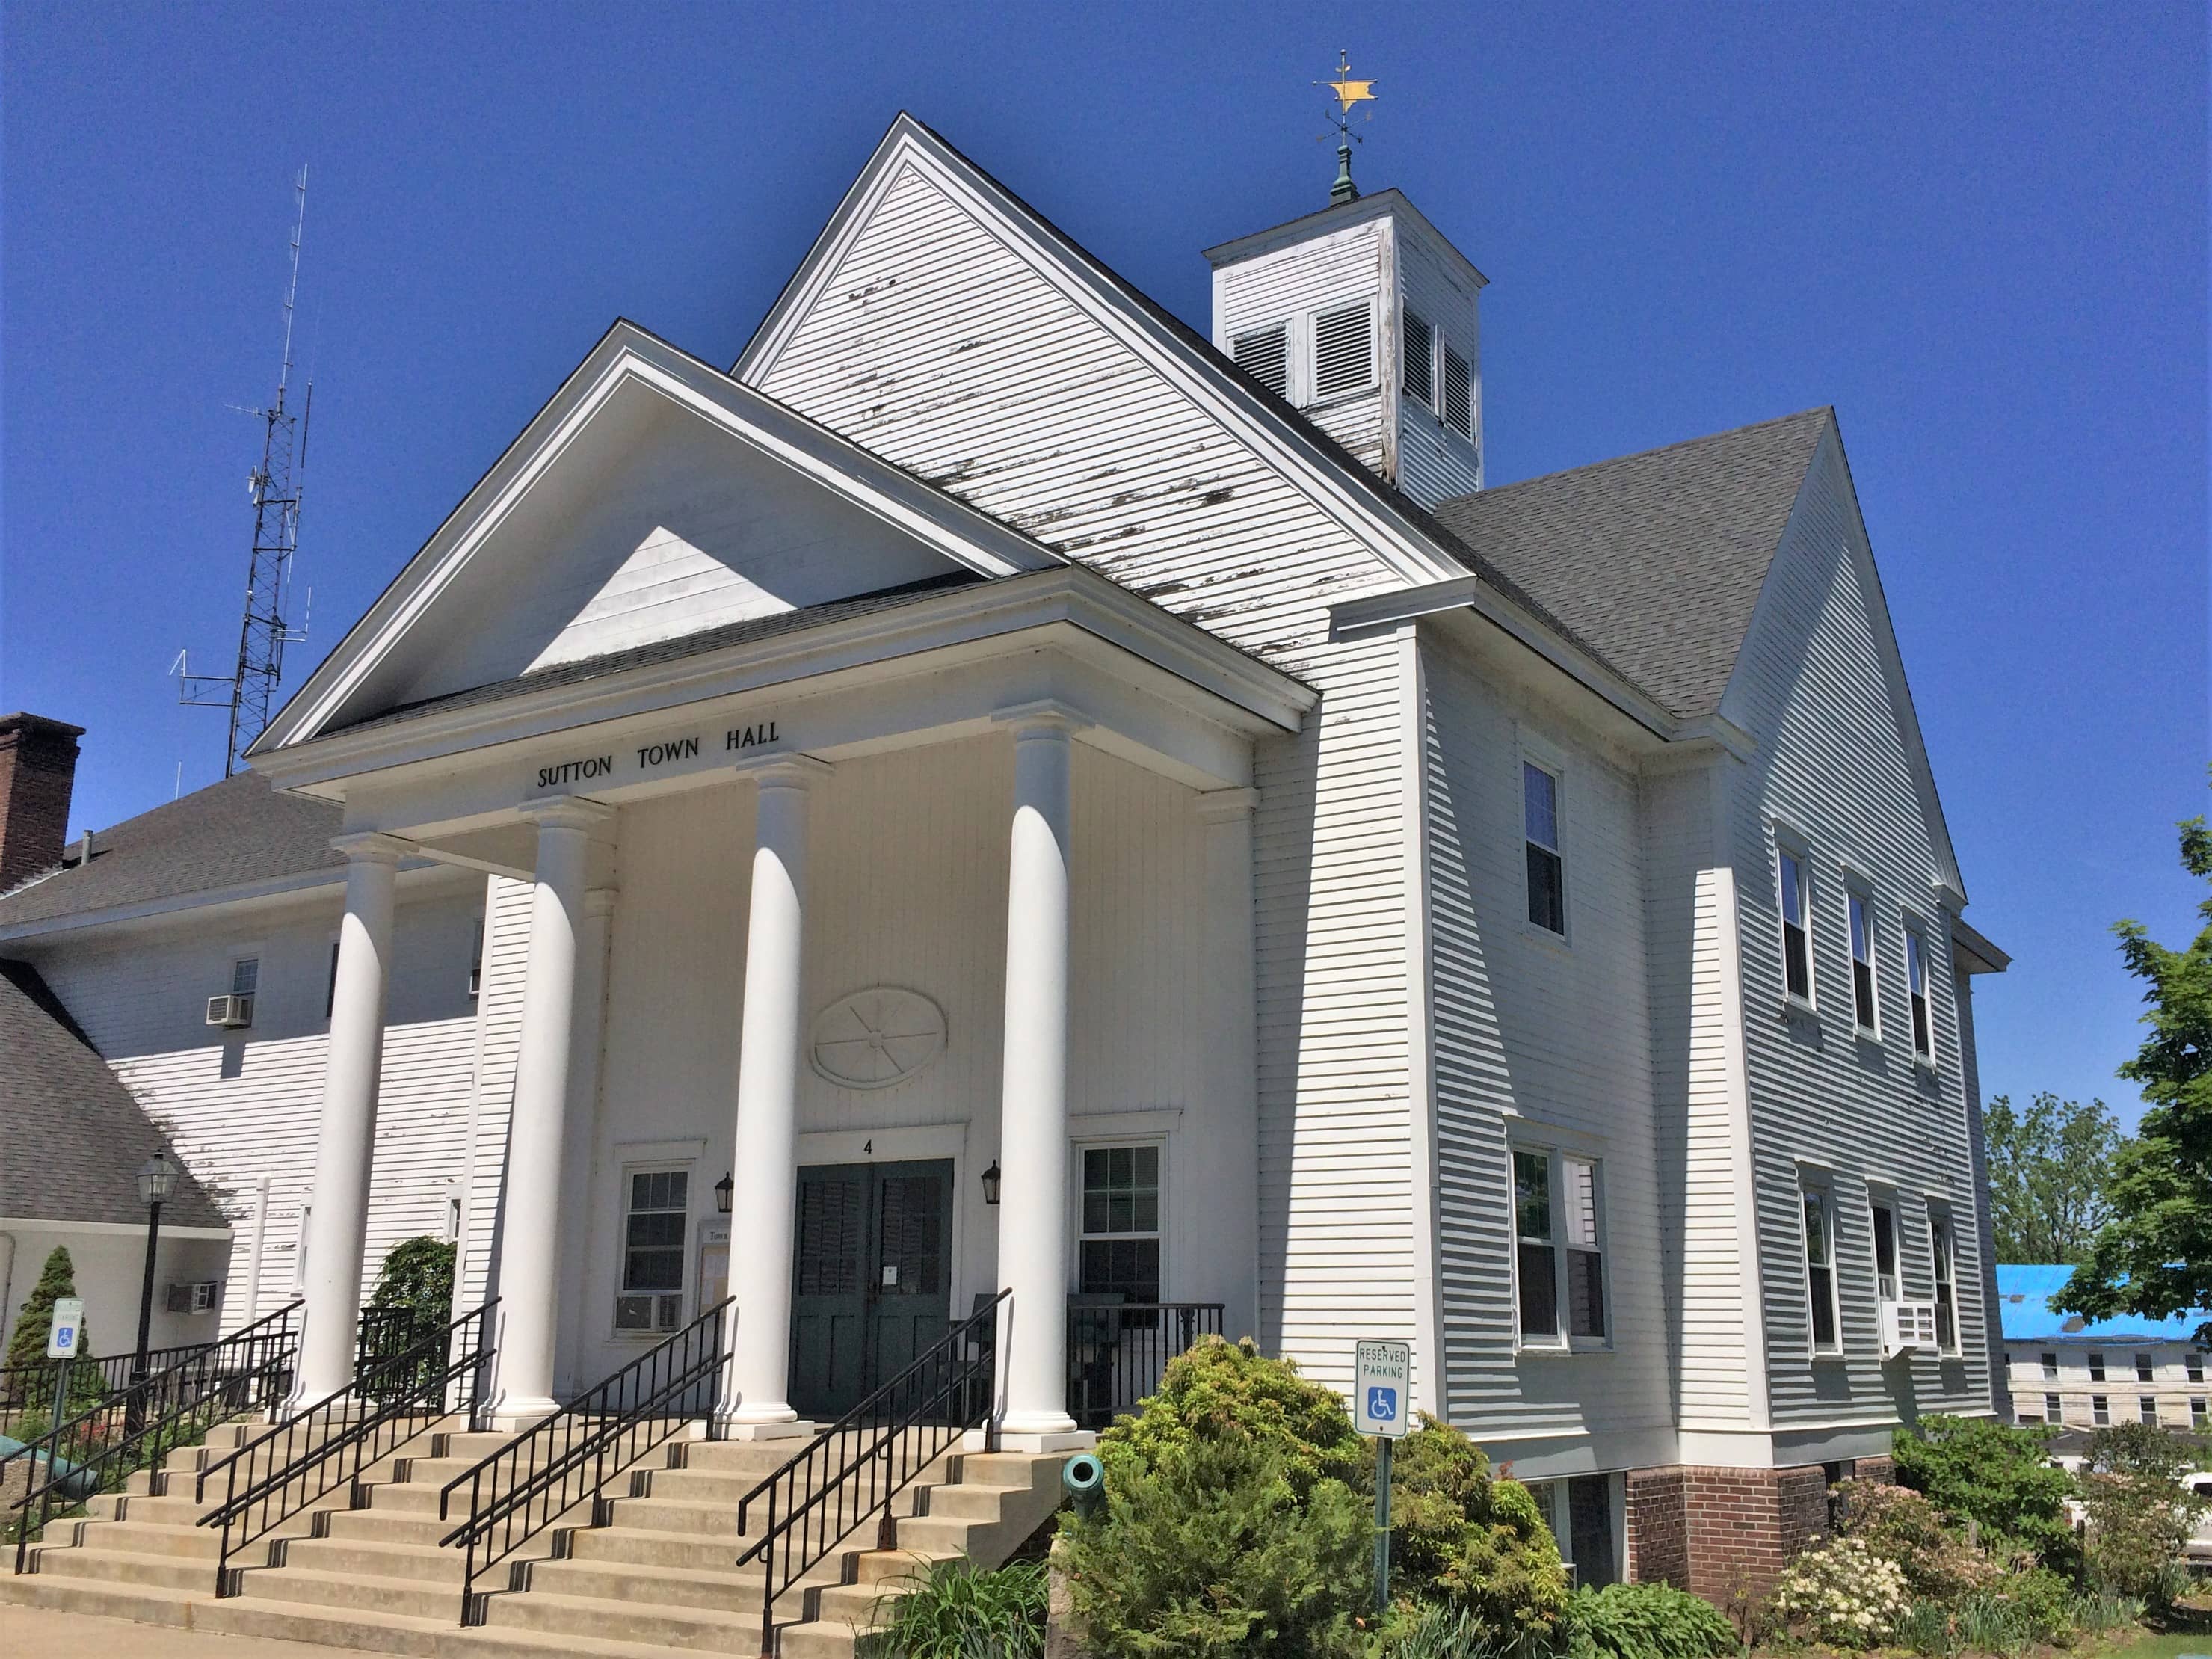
[0, 1601, 383, 1655]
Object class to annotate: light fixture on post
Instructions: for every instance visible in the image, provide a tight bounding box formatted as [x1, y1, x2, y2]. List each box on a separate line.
[127, 1149, 182, 1435]
[981, 1160, 1002, 1207]
[715, 1171, 734, 1215]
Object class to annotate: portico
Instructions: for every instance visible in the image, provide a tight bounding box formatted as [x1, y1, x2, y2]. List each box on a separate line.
[247, 329, 1310, 1438]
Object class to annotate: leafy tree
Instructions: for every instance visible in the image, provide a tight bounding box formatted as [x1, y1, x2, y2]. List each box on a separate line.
[1982, 1092, 2119, 1263]
[1376, 1415, 1568, 1640]
[2059, 789, 2212, 1343]
[1891, 1415, 2074, 1566]
[4, 1246, 103, 1413]
[367, 1236, 456, 1326]
[2082, 1421, 2208, 1480]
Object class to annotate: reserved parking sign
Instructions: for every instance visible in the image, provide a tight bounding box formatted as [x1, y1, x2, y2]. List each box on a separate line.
[1354, 1338, 1411, 1438]
[46, 1296, 84, 1360]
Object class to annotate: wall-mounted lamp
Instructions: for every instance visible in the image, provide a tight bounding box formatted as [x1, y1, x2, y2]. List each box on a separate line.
[981, 1160, 1002, 1207]
[715, 1172, 734, 1215]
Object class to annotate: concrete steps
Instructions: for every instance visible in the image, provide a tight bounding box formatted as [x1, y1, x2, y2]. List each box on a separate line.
[4, 1413, 1073, 1657]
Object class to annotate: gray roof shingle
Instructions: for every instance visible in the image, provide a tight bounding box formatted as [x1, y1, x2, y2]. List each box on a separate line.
[0, 960, 229, 1229]
[1430, 409, 1832, 720]
[0, 772, 342, 929]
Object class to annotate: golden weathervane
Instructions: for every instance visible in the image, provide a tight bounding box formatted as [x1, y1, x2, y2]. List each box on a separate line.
[1316, 49, 1378, 205]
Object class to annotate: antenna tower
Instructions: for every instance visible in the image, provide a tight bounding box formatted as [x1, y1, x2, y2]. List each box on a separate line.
[180, 165, 314, 775]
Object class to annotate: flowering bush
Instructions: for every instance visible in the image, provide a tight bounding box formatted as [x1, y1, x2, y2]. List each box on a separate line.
[1832, 1479, 2003, 1600]
[1768, 1538, 1910, 1649]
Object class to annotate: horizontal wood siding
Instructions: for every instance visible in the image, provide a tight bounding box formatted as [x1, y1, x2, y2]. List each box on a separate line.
[749, 162, 1424, 1388]
[456, 874, 532, 1313]
[1393, 230, 1483, 509]
[1724, 432, 1992, 1425]
[1420, 630, 1672, 1441]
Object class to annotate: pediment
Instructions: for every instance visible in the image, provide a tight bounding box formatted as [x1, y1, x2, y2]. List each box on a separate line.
[259, 327, 1058, 749]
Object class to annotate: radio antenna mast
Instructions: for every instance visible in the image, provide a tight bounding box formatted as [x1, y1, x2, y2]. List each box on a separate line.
[179, 164, 315, 775]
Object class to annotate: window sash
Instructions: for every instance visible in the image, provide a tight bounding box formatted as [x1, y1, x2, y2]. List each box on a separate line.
[1803, 1188, 1839, 1352]
[1079, 1144, 1162, 1304]
[2190, 1352, 2205, 1383]
[232, 958, 259, 997]
[1779, 852, 1811, 1002]
[2045, 1392, 2063, 1421]
[2042, 1352, 2059, 1379]
[622, 1169, 688, 1295]
[2137, 1352, 2155, 1382]
[2092, 1395, 2110, 1426]
[1849, 895, 1878, 1032]
[2141, 1397, 2160, 1425]
[1906, 932, 1933, 1057]
[1930, 1217, 1957, 1352]
[2089, 1351, 2107, 1382]
[1524, 763, 1565, 935]
[1871, 1204, 1899, 1302]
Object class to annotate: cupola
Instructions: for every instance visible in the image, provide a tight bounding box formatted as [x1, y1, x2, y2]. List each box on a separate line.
[1204, 189, 1488, 508]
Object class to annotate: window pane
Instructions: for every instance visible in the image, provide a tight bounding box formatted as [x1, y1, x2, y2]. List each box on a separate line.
[1568, 1475, 1617, 1589]
[2137, 1352, 2154, 1382]
[1854, 961, 1876, 1029]
[1518, 1241, 1559, 1341]
[1079, 1237, 1159, 1304]
[232, 958, 259, 995]
[1872, 1207, 1897, 1277]
[1906, 932, 1927, 994]
[1850, 896, 1873, 964]
[1524, 763, 1559, 849]
[1513, 1152, 1553, 1243]
[1785, 923, 1811, 1002]
[1562, 1158, 1599, 1249]
[1568, 1249, 1606, 1340]
[1780, 853, 1805, 926]
[2090, 1352, 2106, 1380]
[1810, 1265, 1837, 1349]
[1803, 1192, 1831, 1266]
[1527, 844, 1565, 934]
[2045, 1393, 2062, 1420]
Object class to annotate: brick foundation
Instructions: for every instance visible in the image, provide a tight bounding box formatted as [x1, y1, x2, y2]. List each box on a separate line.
[1625, 1462, 1842, 1605]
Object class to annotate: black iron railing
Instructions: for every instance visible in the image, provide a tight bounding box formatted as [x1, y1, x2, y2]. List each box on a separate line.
[4, 1301, 302, 1570]
[439, 1296, 730, 1625]
[0, 1341, 221, 1429]
[196, 1301, 496, 1596]
[736, 1288, 1009, 1658]
[1066, 1302, 1224, 1430]
[356, 1305, 455, 1405]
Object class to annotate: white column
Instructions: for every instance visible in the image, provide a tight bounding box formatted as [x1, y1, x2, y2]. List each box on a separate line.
[994, 704, 1089, 1448]
[718, 756, 830, 1434]
[297, 831, 410, 1402]
[1197, 787, 1262, 1346]
[490, 797, 609, 1422]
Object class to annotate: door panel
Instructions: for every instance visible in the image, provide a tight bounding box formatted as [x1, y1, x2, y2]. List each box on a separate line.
[789, 1160, 953, 1419]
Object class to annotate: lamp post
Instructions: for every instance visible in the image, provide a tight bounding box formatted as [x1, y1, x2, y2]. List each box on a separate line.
[126, 1150, 182, 1435]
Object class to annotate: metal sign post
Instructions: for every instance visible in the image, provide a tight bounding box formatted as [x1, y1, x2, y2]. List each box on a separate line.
[1355, 1338, 1411, 1615]
[46, 1296, 85, 1429]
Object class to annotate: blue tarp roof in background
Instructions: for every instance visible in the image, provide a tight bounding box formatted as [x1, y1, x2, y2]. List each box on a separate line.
[1994, 1264, 2208, 1344]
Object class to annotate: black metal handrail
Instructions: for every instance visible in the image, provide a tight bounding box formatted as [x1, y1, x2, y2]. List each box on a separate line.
[1066, 1301, 1224, 1430]
[196, 1301, 496, 1596]
[437, 1296, 730, 1625]
[0, 1341, 218, 1425]
[5, 1300, 302, 1571]
[736, 1287, 1009, 1657]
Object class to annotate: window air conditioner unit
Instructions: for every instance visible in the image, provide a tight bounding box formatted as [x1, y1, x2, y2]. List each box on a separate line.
[1882, 1299, 1940, 1357]
[206, 994, 254, 1029]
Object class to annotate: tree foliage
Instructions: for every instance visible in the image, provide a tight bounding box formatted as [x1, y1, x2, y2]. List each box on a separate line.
[1375, 1415, 1568, 1639]
[4, 1246, 103, 1412]
[1891, 1415, 2074, 1566]
[368, 1235, 456, 1322]
[1982, 1092, 2119, 1263]
[2059, 785, 2212, 1343]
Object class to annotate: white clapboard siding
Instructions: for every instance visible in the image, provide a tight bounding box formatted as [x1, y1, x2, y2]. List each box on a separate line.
[1420, 634, 1674, 1442]
[748, 159, 1427, 1392]
[1722, 430, 1992, 1424]
[455, 874, 534, 1313]
[1393, 226, 1482, 511]
[1213, 218, 1387, 474]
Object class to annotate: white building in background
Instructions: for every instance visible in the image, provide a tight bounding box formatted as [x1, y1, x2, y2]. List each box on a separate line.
[0, 115, 2008, 1593]
[1997, 1264, 2209, 1435]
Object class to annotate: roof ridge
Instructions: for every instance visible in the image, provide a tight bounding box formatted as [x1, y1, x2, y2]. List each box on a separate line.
[1465, 407, 1833, 502]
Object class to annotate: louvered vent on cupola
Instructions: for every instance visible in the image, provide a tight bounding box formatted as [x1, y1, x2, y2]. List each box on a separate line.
[1205, 188, 1488, 509]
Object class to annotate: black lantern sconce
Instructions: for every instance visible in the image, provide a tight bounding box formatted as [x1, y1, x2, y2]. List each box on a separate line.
[715, 1171, 734, 1215]
[981, 1160, 1002, 1207]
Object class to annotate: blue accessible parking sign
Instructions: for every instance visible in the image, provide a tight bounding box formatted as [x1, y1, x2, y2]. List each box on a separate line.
[1354, 1338, 1411, 1438]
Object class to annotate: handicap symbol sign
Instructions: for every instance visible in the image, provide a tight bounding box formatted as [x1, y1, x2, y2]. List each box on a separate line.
[1354, 1338, 1411, 1438]
[1366, 1385, 1399, 1423]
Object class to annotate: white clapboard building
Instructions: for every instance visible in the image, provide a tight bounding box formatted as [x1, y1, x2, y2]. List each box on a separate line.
[0, 116, 2009, 1591]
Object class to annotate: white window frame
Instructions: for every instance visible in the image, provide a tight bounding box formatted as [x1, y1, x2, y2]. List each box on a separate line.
[2136, 1351, 2156, 1382]
[2092, 1394, 2110, 1426]
[1868, 1195, 1900, 1303]
[1929, 1208, 1959, 1355]
[2045, 1391, 2064, 1422]
[2190, 1351, 2205, 1384]
[2089, 1349, 2107, 1382]
[2041, 1350, 2059, 1379]
[1800, 1178, 1843, 1357]
[1848, 890, 1880, 1037]
[1776, 843, 1816, 1008]
[612, 1163, 692, 1338]
[2193, 1396, 2208, 1427]
[1074, 1139, 1166, 1308]
[1521, 754, 1568, 940]
[1905, 926, 1935, 1065]
[1510, 1141, 1610, 1352]
[2141, 1395, 2160, 1426]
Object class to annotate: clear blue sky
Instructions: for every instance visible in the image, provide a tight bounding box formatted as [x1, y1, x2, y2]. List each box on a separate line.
[2, 4, 2204, 1125]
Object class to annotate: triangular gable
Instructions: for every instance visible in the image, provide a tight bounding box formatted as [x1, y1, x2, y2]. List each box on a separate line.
[256, 323, 1059, 751]
[1721, 416, 1965, 900]
[733, 114, 1468, 656]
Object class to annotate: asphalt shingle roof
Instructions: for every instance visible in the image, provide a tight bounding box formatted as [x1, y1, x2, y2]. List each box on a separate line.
[0, 959, 229, 1230]
[0, 772, 342, 929]
[1431, 409, 1833, 720]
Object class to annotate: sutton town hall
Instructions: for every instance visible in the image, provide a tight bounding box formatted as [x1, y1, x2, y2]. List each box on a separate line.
[0, 114, 2009, 1637]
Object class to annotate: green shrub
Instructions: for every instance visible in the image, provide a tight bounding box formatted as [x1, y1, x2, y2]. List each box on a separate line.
[1832, 1479, 2000, 1599]
[1892, 1415, 2074, 1565]
[1997, 1566, 2079, 1642]
[865, 1556, 1045, 1659]
[1099, 1335, 1364, 1501]
[2081, 1421, 2207, 1480]
[1767, 1538, 1910, 1649]
[2079, 1469, 2199, 1601]
[1565, 1582, 1736, 1659]
[2065, 1590, 2145, 1633]
[1380, 1418, 1568, 1641]
[4, 1247, 104, 1416]
[1378, 1602, 1519, 1659]
[1060, 1427, 1368, 1657]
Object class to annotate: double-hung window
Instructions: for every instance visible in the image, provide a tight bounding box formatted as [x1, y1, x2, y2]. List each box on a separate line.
[1778, 850, 1813, 1003]
[1870, 1201, 1899, 1302]
[2193, 1397, 2208, 1428]
[2141, 1396, 2160, 1426]
[1906, 930, 1934, 1061]
[1849, 893, 1879, 1034]
[2136, 1352, 2156, 1382]
[2089, 1350, 2107, 1382]
[1524, 762, 1565, 935]
[1929, 1215, 1957, 1352]
[1079, 1145, 1162, 1306]
[2045, 1391, 2063, 1421]
[2191, 1352, 2205, 1385]
[1512, 1147, 1606, 1346]
[2092, 1394, 2110, 1426]
[2042, 1351, 2059, 1379]
[1802, 1184, 1840, 1354]
[615, 1169, 688, 1333]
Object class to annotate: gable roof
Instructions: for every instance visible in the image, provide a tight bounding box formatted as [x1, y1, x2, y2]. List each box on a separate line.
[1429, 410, 1832, 721]
[1995, 1264, 2207, 1346]
[0, 772, 342, 931]
[0, 959, 229, 1229]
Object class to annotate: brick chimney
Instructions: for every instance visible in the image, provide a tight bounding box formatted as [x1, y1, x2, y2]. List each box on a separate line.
[0, 713, 85, 892]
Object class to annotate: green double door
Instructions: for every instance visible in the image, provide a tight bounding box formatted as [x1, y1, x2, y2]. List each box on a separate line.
[789, 1160, 954, 1421]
